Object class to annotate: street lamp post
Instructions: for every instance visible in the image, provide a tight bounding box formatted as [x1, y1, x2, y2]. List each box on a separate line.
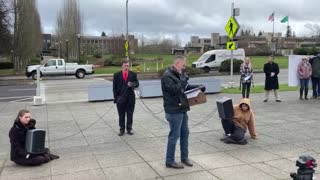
[77, 34, 81, 64]
[126, 0, 131, 69]
[65, 39, 69, 62]
[59, 41, 62, 58]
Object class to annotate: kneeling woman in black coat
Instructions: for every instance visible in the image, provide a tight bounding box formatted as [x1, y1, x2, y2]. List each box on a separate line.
[9, 109, 59, 166]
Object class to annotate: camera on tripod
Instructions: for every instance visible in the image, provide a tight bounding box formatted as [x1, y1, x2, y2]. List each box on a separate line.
[290, 155, 317, 180]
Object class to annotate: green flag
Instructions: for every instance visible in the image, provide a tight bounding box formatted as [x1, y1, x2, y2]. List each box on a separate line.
[281, 16, 288, 23]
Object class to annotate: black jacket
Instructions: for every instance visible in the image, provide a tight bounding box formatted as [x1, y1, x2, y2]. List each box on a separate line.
[113, 71, 139, 103]
[9, 119, 36, 161]
[264, 62, 279, 90]
[161, 67, 199, 113]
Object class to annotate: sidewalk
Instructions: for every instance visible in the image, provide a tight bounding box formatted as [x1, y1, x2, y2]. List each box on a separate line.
[0, 91, 319, 180]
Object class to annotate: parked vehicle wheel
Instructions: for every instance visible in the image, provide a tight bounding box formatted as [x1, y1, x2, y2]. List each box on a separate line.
[203, 67, 210, 73]
[31, 71, 41, 80]
[76, 69, 85, 79]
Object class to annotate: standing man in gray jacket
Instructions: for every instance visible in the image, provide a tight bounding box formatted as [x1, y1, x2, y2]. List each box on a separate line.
[161, 55, 205, 169]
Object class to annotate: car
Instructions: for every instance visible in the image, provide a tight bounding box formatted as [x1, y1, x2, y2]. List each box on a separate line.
[26, 59, 94, 80]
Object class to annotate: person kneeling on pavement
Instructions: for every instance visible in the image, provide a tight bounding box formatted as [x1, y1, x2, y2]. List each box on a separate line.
[9, 109, 59, 166]
[220, 98, 257, 145]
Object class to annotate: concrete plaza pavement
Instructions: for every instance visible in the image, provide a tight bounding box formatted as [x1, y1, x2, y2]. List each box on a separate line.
[0, 91, 319, 180]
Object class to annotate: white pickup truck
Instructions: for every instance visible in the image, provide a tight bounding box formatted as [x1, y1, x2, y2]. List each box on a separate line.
[26, 59, 94, 80]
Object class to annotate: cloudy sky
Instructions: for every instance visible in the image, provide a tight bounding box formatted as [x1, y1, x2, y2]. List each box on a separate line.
[37, 0, 319, 45]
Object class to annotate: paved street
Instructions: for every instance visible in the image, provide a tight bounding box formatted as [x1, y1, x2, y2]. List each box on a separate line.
[0, 81, 35, 102]
[0, 91, 319, 180]
[35, 69, 289, 104]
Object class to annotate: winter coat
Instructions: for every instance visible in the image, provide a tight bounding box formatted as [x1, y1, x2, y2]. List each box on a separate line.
[161, 67, 199, 113]
[9, 119, 36, 161]
[297, 61, 312, 79]
[233, 98, 257, 138]
[113, 71, 139, 104]
[309, 56, 320, 78]
[240, 63, 253, 83]
[264, 62, 279, 90]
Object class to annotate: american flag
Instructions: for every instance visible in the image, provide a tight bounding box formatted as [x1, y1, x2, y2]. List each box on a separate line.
[268, 12, 274, 21]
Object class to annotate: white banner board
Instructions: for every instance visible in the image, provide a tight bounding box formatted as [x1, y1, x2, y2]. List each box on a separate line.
[288, 55, 312, 87]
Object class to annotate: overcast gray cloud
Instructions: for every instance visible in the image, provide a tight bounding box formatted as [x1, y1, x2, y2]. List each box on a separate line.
[37, 0, 320, 45]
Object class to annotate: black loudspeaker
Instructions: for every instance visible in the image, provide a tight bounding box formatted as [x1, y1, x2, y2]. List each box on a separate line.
[216, 97, 234, 119]
[25, 129, 46, 154]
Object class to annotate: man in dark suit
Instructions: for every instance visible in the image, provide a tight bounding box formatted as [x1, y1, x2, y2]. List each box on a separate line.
[263, 55, 281, 102]
[113, 60, 139, 136]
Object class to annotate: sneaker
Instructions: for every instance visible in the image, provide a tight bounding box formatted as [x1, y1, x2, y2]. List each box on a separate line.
[305, 97, 309, 100]
[299, 97, 304, 100]
[237, 139, 248, 145]
[49, 154, 60, 160]
[220, 137, 227, 142]
[276, 99, 282, 102]
[181, 159, 193, 167]
[127, 131, 134, 135]
[263, 99, 268, 102]
[166, 162, 184, 169]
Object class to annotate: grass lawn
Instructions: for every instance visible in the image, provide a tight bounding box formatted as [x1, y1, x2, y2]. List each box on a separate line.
[94, 66, 121, 74]
[221, 84, 299, 94]
[250, 56, 288, 70]
[94, 54, 288, 74]
[0, 69, 15, 76]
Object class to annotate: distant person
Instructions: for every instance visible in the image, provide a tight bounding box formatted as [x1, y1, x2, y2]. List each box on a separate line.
[161, 55, 205, 169]
[309, 54, 320, 99]
[220, 98, 257, 145]
[240, 57, 253, 98]
[263, 56, 281, 102]
[297, 57, 312, 100]
[9, 110, 59, 166]
[113, 60, 139, 136]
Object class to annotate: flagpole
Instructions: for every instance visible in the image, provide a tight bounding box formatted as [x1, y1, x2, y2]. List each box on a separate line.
[272, 11, 275, 56]
[287, 16, 289, 29]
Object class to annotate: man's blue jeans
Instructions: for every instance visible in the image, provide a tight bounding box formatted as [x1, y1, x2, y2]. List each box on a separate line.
[165, 112, 189, 165]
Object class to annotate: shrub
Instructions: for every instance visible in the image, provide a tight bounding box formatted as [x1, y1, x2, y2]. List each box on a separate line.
[294, 47, 320, 55]
[104, 55, 140, 66]
[0, 62, 13, 69]
[94, 52, 102, 58]
[219, 59, 243, 72]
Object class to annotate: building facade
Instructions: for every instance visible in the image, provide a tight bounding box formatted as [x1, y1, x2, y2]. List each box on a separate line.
[43, 34, 138, 56]
[188, 32, 320, 55]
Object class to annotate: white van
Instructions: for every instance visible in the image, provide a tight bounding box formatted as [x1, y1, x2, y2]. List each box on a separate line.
[191, 49, 245, 72]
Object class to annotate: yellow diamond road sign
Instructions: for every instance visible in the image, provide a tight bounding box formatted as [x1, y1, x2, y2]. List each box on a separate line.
[125, 40, 129, 51]
[225, 16, 240, 39]
[227, 41, 236, 50]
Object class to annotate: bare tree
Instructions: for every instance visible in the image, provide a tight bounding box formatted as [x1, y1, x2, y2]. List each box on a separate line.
[0, 0, 12, 55]
[304, 23, 320, 37]
[55, 0, 82, 61]
[12, 0, 42, 73]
